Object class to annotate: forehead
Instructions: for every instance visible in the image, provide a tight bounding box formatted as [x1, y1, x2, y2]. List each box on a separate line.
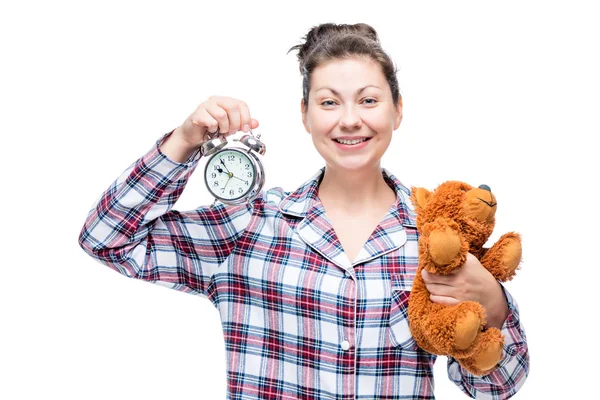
[310, 58, 386, 92]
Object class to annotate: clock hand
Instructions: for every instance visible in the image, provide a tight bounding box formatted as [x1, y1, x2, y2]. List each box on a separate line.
[223, 175, 232, 190]
[216, 165, 234, 181]
[231, 175, 249, 184]
[220, 159, 231, 175]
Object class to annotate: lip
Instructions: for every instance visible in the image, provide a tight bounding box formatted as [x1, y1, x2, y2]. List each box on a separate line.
[333, 136, 372, 141]
[332, 136, 372, 151]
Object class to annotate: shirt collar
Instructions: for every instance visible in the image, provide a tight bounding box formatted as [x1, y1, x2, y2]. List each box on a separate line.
[278, 167, 324, 218]
[278, 167, 417, 271]
[279, 166, 417, 228]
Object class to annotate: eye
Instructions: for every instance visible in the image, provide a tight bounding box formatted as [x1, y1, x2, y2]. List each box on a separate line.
[321, 100, 336, 107]
[363, 98, 377, 105]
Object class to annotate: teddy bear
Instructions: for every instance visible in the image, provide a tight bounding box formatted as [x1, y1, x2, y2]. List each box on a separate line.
[407, 181, 522, 376]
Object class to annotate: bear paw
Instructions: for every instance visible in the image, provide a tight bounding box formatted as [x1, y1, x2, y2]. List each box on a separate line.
[454, 310, 481, 350]
[429, 229, 462, 266]
[472, 339, 503, 373]
[501, 237, 522, 279]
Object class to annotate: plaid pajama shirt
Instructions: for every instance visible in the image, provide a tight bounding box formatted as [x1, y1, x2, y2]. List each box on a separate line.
[79, 130, 529, 399]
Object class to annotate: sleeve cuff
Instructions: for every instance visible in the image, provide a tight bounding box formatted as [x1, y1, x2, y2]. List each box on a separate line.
[139, 129, 203, 182]
[497, 285, 527, 363]
[155, 129, 203, 165]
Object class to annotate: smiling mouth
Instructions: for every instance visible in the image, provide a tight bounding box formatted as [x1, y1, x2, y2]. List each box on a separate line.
[477, 197, 497, 207]
[333, 137, 372, 145]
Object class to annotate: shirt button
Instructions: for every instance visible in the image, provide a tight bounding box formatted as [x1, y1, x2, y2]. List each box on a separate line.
[341, 340, 351, 351]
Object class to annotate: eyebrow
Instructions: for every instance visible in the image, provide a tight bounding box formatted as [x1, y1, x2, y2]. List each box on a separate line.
[315, 85, 381, 96]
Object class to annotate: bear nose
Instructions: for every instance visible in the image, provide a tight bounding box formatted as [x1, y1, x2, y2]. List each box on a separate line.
[478, 184, 491, 191]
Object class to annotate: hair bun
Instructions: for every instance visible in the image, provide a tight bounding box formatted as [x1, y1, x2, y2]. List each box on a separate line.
[287, 22, 401, 109]
[288, 23, 379, 66]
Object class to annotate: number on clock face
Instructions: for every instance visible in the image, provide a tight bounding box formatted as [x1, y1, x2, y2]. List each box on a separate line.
[205, 149, 255, 200]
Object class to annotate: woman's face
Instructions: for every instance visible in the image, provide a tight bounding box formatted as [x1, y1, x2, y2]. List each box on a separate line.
[301, 57, 403, 173]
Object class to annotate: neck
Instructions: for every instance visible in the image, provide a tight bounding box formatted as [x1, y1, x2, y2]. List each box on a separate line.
[317, 164, 395, 211]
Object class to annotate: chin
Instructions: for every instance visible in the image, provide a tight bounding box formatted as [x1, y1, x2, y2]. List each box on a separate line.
[328, 158, 380, 173]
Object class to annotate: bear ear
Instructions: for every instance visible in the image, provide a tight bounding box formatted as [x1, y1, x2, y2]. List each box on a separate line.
[410, 187, 432, 210]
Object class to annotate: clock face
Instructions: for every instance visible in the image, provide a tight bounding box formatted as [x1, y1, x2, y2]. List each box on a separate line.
[204, 149, 256, 201]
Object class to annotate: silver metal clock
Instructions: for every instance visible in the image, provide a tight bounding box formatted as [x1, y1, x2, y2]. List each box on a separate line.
[201, 129, 266, 205]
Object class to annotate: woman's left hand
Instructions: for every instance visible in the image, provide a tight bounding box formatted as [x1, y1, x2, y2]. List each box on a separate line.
[421, 253, 509, 329]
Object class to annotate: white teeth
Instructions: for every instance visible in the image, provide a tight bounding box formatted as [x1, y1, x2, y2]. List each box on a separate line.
[335, 138, 368, 145]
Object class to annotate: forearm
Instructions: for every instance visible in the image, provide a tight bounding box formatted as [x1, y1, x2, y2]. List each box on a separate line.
[159, 126, 201, 163]
[448, 286, 529, 398]
[78, 129, 221, 295]
[485, 281, 510, 329]
[78, 129, 201, 269]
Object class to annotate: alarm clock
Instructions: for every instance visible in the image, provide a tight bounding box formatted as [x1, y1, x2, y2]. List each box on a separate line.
[201, 128, 266, 205]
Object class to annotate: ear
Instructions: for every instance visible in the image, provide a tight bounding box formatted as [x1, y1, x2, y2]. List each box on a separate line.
[410, 187, 431, 211]
[301, 98, 310, 134]
[393, 96, 403, 131]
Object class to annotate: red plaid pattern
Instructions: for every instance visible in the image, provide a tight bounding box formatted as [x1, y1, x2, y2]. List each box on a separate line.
[79, 130, 529, 399]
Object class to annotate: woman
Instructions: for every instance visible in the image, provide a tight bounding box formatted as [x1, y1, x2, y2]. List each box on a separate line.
[78, 23, 529, 399]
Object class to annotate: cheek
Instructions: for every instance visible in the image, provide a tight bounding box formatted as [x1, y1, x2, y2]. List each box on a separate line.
[311, 117, 338, 138]
[366, 109, 395, 130]
[363, 104, 396, 125]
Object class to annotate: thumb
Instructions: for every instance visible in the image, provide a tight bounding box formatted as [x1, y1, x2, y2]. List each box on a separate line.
[421, 269, 433, 282]
[250, 118, 260, 129]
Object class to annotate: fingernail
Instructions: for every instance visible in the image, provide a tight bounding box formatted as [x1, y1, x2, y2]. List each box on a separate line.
[243, 124, 250, 132]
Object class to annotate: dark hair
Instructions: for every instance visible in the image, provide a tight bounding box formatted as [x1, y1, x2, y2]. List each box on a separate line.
[287, 23, 401, 112]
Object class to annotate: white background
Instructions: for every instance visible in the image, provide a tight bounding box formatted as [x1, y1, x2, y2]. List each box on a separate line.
[1, 0, 598, 398]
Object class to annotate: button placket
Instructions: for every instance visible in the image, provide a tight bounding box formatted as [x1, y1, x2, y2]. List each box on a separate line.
[336, 268, 357, 397]
[338, 278, 355, 352]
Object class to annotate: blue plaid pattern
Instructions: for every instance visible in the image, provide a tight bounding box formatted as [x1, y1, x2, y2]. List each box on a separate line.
[79, 129, 529, 399]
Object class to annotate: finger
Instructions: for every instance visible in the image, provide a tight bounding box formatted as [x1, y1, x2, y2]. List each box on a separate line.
[193, 108, 219, 134]
[424, 282, 455, 297]
[430, 295, 460, 306]
[238, 101, 251, 132]
[206, 103, 230, 136]
[421, 269, 453, 285]
[213, 96, 241, 135]
[226, 103, 242, 134]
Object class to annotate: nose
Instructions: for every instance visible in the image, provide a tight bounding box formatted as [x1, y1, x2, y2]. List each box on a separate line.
[478, 184, 491, 191]
[339, 105, 362, 129]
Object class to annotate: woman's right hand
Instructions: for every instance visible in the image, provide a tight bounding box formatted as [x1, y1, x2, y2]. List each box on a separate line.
[175, 96, 260, 149]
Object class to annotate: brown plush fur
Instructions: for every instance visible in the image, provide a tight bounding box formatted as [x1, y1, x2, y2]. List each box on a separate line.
[408, 181, 522, 375]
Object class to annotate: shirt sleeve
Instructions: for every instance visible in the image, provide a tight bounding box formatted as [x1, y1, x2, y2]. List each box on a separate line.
[447, 285, 530, 399]
[78, 129, 253, 299]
